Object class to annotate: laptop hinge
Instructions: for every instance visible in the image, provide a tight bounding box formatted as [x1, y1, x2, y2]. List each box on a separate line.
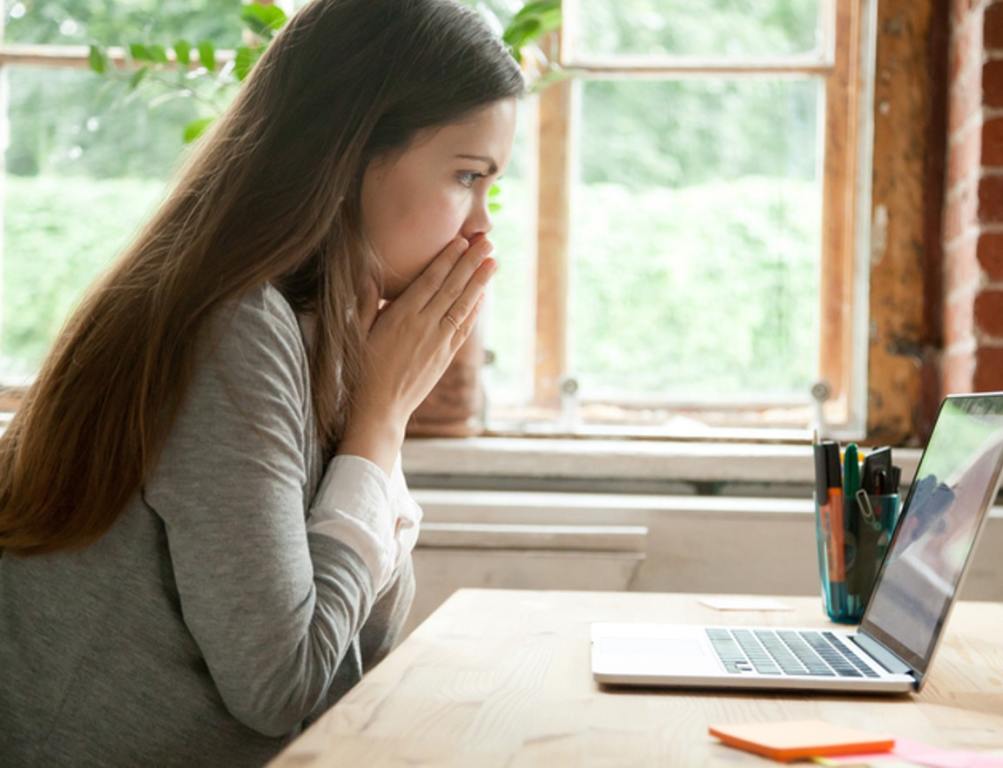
[852, 634, 912, 676]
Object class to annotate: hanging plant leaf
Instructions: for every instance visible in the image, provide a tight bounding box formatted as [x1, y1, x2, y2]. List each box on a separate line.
[488, 182, 503, 213]
[174, 40, 192, 66]
[197, 40, 216, 72]
[129, 66, 149, 90]
[240, 3, 288, 39]
[87, 45, 108, 74]
[129, 43, 151, 62]
[503, 18, 543, 52]
[502, 0, 561, 60]
[183, 116, 215, 143]
[147, 44, 169, 64]
[234, 45, 263, 81]
[510, 0, 561, 28]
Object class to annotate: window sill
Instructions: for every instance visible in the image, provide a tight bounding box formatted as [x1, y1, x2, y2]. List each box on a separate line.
[0, 414, 916, 491]
[402, 436, 923, 492]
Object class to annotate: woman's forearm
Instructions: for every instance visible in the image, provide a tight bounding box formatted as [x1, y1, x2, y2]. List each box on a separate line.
[336, 412, 406, 476]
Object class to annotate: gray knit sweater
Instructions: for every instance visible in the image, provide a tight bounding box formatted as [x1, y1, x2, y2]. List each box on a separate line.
[0, 284, 415, 767]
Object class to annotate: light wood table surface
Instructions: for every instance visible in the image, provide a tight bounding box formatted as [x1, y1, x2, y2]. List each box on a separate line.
[270, 590, 1003, 766]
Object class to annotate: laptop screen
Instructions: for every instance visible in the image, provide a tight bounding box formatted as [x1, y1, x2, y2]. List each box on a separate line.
[860, 394, 1003, 680]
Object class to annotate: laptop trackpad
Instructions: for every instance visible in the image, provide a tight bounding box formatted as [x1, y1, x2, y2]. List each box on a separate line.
[592, 626, 721, 676]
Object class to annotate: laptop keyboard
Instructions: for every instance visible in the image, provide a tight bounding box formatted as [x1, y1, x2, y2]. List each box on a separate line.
[706, 628, 879, 678]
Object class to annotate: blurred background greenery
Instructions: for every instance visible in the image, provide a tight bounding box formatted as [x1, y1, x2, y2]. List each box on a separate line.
[2, 0, 821, 407]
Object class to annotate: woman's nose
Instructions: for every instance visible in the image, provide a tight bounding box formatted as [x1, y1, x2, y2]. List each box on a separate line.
[463, 197, 493, 240]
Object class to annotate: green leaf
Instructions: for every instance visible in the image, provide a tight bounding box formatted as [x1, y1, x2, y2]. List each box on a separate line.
[129, 42, 151, 62]
[87, 45, 108, 74]
[503, 0, 561, 52]
[511, 0, 560, 26]
[240, 3, 288, 38]
[488, 182, 503, 213]
[234, 45, 263, 81]
[174, 39, 192, 66]
[183, 117, 215, 144]
[197, 40, 216, 72]
[128, 66, 149, 90]
[503, 18, 543, 52]
[147, 44, 169, 64]
[529, 64, 576, 93]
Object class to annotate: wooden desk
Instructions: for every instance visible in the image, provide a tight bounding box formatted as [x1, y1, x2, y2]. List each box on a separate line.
[270, 590, 1003, 766]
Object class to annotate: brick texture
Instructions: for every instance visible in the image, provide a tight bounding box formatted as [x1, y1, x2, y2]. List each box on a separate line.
[952, 8, 983, 80]
[983, 117, 1003, 166]
[948, 122, 982, 188]
[945, 234, 981, 295]
[987, 60, 1003, 108]
[949, 65, 983, 133]
[942, 349, 977, 393]
[987, 1, 1003, 49]
[946, 290, 977, 345]
[978, 175, 1003, 223]
[978, 232, 1003, 279]
[973, 347, 1003, 389]
[944, 181, 979, 241]
[942, 2, 1003, 396]
[975, 288, 1003, 335]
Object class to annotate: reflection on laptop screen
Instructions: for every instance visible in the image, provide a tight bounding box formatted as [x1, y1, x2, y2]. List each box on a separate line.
[863, 395, 1003, 672]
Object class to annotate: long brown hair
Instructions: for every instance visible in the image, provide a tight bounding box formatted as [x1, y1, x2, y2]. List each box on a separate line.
[0, 0, 524, 557]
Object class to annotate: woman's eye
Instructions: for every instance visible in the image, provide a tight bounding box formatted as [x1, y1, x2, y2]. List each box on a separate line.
[457, 171, 484, 188]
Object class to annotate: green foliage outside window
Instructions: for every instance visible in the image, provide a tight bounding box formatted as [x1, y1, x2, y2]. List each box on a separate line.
[3, 0, 822, 405]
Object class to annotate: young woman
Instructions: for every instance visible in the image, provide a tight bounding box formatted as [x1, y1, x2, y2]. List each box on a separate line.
[0, 0, 522, 764]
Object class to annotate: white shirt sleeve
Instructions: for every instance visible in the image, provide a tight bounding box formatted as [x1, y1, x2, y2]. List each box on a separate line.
[307, 454, 396, 593]
[388, 452, 423, 571]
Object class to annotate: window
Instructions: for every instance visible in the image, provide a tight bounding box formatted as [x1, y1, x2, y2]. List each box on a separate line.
[0, 0, 875, 438]
[1, 0, 240, 383]
[482, 0, 875, 438]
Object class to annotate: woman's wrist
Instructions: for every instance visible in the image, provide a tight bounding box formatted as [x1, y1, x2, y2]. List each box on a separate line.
[337, 411, 407, 476]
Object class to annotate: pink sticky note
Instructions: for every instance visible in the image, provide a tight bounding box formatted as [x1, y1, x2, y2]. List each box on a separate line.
[891, 739, 1003, 768]
[818, 740, 1003, 768]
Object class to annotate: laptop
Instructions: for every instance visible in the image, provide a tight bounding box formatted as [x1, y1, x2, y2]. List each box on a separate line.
[591, 392, 1003, 693]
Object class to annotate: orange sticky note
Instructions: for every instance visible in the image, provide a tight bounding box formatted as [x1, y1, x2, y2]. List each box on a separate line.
[709, 720, 895, 763]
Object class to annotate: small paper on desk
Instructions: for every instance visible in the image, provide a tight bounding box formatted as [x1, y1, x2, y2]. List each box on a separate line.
[699, 596, 795, 612]
[709, 720, 894, 763]
[814, 738, 1003, 768]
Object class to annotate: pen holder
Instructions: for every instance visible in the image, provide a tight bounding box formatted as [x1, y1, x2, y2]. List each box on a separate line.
[813, 491, 900, 623]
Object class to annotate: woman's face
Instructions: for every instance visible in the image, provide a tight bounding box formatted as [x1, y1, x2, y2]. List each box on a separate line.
[360, 98, 518, 299]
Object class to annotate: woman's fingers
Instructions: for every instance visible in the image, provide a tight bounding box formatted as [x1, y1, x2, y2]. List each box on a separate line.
[395, 237, 469, 313]
[424, 238, 495, 319]
[450, 294, 485, 349]
[440, 258, 495, 337]
[354, 238, 495, 423]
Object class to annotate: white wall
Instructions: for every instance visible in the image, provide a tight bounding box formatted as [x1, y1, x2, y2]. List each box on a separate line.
[405, 489, 1003, 635]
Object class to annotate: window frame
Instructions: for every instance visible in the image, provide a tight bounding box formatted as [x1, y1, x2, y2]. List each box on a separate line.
[522, 0, 875, 439]
[0, 35, 237, 397]
[0, 0, 877, 440]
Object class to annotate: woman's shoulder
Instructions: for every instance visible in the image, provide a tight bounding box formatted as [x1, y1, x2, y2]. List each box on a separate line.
[209, 282, 303, 344]
[198, 282, 309, 388]
[221, 282, 301, 337]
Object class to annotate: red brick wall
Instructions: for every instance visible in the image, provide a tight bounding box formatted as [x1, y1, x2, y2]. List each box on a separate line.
[943, 0, 1003, 394]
